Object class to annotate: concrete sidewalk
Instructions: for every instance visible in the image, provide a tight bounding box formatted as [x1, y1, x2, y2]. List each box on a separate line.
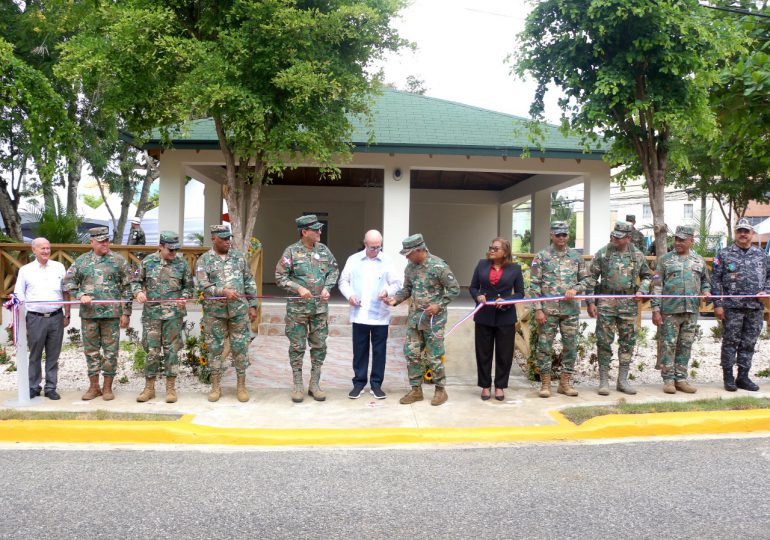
[2, 381, 770, 447]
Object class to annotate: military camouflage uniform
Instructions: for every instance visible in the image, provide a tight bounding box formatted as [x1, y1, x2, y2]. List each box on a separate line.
[196, 247, 258, 376]
[391, 253, 460, 387]
[587, 243, 652, 369]
[64, 251, 132, 377]
[275, 240, 339, 372]
[631, 228, 646, 253]
[132, 252, 194, 378]
[530, 245, 592, 375]
[128, 227, 146, 246]
[652, 250, 710, 382]
[711, 243, 770, 373]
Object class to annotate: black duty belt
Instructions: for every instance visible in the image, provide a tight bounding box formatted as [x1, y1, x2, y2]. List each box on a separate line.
[27, 309, 63, 318]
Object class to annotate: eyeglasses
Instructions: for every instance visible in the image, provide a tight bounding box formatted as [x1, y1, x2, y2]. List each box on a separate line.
[488, 246, 502, 252]
[366, 245, 382, 251]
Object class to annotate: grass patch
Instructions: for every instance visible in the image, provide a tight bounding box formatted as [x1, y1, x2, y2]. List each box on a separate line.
[0, 410, 182, 422]
[562, 397, 770, 425]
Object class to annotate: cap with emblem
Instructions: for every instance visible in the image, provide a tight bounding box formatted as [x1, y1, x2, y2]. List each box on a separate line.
[210, 224, 232, 238]
[89, 226, 110, 242]
[625, 214, 636, 223]
[735, 218, 754, 232]
[674, 225, 695, 240]
[295, 214, 324, 230]
[159, 231, 181, 250]
[399, 233, 427, 255]
[551, 221, 569, 235]
[129, 217, 141, 225]
[611, 221, 633, 239]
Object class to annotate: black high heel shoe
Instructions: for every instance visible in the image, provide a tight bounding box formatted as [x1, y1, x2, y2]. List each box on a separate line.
[481, 388, 491, 401]
[494, 388, 505, 401]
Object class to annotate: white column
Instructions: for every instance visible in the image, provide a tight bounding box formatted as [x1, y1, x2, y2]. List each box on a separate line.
[202, 179, 223, 247]
[382, 165, 410, 262]
[531, 189, 552, 253]
[584, 172, 611, 254]
[499, 202, 513, 241]
[158, 153, 185, 237]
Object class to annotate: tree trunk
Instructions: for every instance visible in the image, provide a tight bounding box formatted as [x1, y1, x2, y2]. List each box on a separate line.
[0, 187, 23, 240]
[66, 153, 82, 216]
[114, 146, 136, 243]
[648, 168, 668, 256]
[135, 151, 158, 219]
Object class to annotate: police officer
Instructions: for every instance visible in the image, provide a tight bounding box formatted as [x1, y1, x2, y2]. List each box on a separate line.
[132, 231, 194, 403]
[530, 222, 592, 398]
[651, 226, 711, 394]
[587, 221, 652, 395]
[196, 224, 259, 402]
[384, 234, 460, 406]
[627, 214, 646, 253]
[275, 215, 339, 403]
[64, 226, 132, 401]
[711, 218, 770, 391]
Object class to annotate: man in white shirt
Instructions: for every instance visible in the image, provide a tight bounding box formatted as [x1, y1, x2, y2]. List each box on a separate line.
[13, 237, 70, 400]
[338, 230, 402, 399]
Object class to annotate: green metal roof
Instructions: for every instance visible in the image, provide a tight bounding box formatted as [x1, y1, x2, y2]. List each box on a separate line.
[131, 89, 604, 159]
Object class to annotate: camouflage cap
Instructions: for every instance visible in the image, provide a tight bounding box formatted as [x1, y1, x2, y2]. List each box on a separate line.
[399, 233, 427, 255]
[159, 230, 181, 250]
[551, 221, 569, 235]
[674, 225, 695, 239]
[735, 217, 754, 232]
[611, 220, 633, 239]
[625, 214, 636, 223]
[89, 226, 110, 242]
[296, 214, 324, 230]
[210, 224, 232, 238]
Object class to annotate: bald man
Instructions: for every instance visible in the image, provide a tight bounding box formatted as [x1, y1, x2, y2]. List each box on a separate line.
[339, 230, 402, 399]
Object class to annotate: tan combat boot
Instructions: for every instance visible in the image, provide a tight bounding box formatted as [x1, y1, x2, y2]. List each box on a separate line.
[675, 380, 697, 394]
[663, 381, 676, 394]
[538, 374, 551, 398]
[291, 370, 304, 403]
[208, 372, 221, 402]
[136, 377, 156, 402]
[81, 375, 102, 401]
[165, 377, 177, 403]
[308, 367, 326, 401]
[598, 367, 610, 396]
[557, 372, 578, 397]
[399, 386, 423, 404]
[102, 375, 115, 401]
[236, 373, 249, 402]
[431, 385, 448, 406]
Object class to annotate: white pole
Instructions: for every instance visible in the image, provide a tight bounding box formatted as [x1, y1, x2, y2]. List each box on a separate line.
[6, 304, 35, 407]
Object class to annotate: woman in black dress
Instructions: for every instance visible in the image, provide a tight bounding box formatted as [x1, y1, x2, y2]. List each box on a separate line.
[469, 238, 524, 401]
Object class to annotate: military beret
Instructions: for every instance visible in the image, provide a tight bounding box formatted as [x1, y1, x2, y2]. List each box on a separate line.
[611, 221, 633, 239]
[159, 230, 181, 250]
[400, 233, 427, 255]
[210, 224, 232, 238]
[295, 214, 324, 230]
[674, 225, 695, 240]
[735, 218, 754, 232]
[551, 222, 569, 235]
[89, 226, 110, 242]
[625, 214, 636, 223]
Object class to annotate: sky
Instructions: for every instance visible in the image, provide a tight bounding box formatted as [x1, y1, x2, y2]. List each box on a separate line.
[379, 0, 563, 123]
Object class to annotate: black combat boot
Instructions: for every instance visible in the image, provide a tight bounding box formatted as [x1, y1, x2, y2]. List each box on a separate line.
[723, 368, 737, 392]
[736, 368, 759, 391]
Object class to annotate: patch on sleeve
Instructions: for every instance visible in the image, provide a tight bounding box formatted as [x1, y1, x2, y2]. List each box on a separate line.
[282, 256, 291, 266]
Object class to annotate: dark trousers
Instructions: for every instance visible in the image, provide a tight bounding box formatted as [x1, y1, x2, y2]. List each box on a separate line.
[26, 311, 64, 392]
[721, 308, 764, 371]
[474, 322, 515, 389]
[352, 323, 388, 388]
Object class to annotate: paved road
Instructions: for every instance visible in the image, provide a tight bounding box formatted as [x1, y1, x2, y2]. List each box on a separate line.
[2, 437, 770, 539]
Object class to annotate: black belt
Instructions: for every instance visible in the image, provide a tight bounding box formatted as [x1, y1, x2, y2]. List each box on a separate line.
[28, 309, 63, 318]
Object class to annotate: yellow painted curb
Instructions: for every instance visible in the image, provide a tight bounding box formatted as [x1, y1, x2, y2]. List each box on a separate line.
[1, 409, 770, 446]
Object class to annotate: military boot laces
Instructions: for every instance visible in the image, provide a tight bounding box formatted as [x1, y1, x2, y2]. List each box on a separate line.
[308, 368, 326, 401]
[291, 370, 304, 403]
[137, 377, 156, 402]
[538, 374, 551, 398]
[557, 372, 578, 397]
[616, 364, 637, 395]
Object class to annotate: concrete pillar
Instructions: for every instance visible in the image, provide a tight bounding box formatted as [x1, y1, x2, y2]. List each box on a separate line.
[382, 165, 410, 262]
[531, 189, 552, 253]
[584, 172, 611, 254]
[202, 179, 223, 247]
[499, 202, 513, 242]
[158, 153, 185, 237]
